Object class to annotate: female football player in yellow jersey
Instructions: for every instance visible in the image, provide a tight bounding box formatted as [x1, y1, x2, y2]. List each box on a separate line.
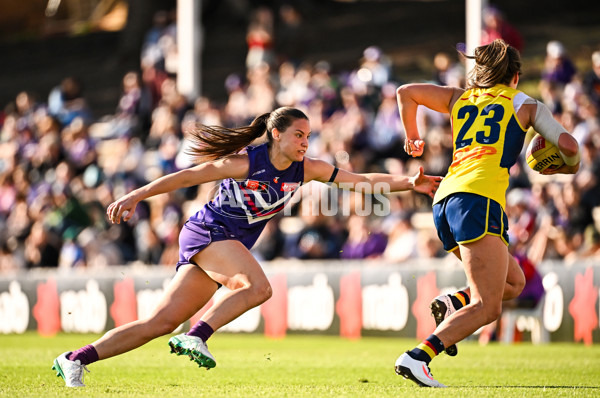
[393, 39, 580, 387]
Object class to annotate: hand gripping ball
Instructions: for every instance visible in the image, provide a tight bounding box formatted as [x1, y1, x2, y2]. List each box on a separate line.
[526, 134, 564, 172]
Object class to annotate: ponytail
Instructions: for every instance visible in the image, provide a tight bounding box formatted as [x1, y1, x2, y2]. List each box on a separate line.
[185, 107, 308, 163]
[461, 39, 522, 89]
[185, 113, 269, 162]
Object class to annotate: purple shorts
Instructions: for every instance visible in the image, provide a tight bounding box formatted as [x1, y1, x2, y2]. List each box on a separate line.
[176, 219, 235, 271]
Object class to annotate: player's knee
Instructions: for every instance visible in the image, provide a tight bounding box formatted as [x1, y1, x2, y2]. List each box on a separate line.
[242, 278, 272, 306]
[505, 275, 525, 301]
[263, 284, 273, 301]
[484, 303, 503, 324]
[472, 300, 503, 324]
[251, 281, 272, 305]
[147, 317, 181, 337]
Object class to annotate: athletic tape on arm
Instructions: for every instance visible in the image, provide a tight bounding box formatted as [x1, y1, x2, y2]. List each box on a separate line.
[532, 100, 580, 166]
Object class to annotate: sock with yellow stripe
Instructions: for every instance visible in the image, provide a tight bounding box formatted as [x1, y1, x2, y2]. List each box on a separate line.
[450, 290, 470, 310]
[407, 334, 445, 364]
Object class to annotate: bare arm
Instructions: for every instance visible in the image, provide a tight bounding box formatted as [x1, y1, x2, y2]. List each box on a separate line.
[107, 155, 249, 223]
[397, 83, 464, 157]
[303, 158, 442, 198]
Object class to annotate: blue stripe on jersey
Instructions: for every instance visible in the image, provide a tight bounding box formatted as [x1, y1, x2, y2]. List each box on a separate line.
[499, 115, 527, 169]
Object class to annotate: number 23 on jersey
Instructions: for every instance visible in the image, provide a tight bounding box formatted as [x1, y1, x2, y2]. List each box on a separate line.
[451, 104, 505, 167]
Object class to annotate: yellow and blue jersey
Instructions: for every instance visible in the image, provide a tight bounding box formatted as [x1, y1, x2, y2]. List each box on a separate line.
[433, 84, 528, 210]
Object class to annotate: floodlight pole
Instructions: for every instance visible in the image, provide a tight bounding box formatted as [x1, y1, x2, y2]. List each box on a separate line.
[465, 0, 487, 76]
[177, 0, 202, 101]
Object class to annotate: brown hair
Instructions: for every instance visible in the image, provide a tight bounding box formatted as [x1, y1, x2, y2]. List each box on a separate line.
[185, 107, 308, 162]
[461, 39, 522, 89]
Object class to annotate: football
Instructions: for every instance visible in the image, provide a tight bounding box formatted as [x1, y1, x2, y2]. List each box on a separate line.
[525, 134, 564, 172]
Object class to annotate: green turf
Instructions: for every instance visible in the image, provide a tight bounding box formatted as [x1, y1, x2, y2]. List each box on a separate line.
[1, 332, 599, 397]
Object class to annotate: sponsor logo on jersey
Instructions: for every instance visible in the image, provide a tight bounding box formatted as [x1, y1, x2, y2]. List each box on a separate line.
[243, 180, 270, 192]
[281, 182, 300, 192]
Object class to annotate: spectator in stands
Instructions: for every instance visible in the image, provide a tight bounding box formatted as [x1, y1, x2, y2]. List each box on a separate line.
[481, 6, 524, 53]
[14, 91, 41, 134]
[573, 96, 600, 147]
[275, 4, 305, 67]
[0, 241, 21, 273]
[582, 51, 600, 111]
[432, 52, 465, 88]
[24, 220, 60, 268]
[340, 215, 387, 259]
[505, 188, 536, 245]
[61, 118, 97, 174]
[160, 9, 179, 76]
[223, 73, 250, 127]
[369, 83, 405, 160]
[47, 76, 93, 126]
[94, 71, 151, 140]
[322, 86, 370, 156]
[358, 46, 392, 89]
[140, 63, 169, 112]
[580, 224, 600, 259]
[30, 127, 63, 175]
[542, 41, 577, 86]
[0, 173, 16, 218]
[539, 41, 577, 112]
[311, 61, 338, 113]
[58, 227, 86, 269]
[578, 134, 600, 218]
[146, 103, 179, 150]
[160, 77, 189, 125]
[382, 211, 418, 262]
[291, 194, 344, 260]
[421, 125, 453, 177]
[245, 62, 276, 118]
[528, 182, 581, 263]
[140, 10, 171, 72]
[245, 6, 275, 70]
[416, 229, 446, 259]
[181, 97, 222, 133]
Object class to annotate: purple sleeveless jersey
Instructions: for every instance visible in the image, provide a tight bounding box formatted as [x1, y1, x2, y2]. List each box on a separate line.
[177, 144, 304, 269]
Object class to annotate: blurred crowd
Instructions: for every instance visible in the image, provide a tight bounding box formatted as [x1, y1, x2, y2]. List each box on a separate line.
[0, 5, 599, 274]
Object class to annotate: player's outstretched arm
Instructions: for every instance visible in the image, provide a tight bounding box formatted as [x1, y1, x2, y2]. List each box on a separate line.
[304, 158, 442, 198]
[107, 155, 249, 224]
[410, 166, 444, 197]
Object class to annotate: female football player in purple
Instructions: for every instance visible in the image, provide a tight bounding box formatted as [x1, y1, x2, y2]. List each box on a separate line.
[53, 106, 442, 387]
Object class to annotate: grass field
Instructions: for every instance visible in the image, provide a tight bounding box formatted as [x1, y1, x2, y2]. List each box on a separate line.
[1, 333, 599, 397]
